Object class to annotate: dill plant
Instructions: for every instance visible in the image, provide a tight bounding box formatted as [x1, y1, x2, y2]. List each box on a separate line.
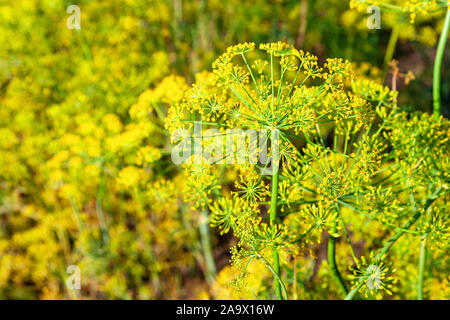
[167, 42, 449, 300]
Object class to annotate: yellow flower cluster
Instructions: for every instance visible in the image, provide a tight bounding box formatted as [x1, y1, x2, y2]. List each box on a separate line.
[348, 0, 448, 46]
[0, 0, 197, 297]
[350, 0, 444, 23]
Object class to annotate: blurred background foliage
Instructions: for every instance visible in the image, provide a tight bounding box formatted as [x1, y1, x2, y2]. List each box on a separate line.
[0, 0, 448, 299]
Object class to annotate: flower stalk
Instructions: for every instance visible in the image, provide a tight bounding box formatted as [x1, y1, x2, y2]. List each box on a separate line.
[417, 237, 427, 300]
[433, 8, 450, 120]
[383, 24, 401, 79]
[199, 208, 217, 284]
[328, 222, 348, 297]
[270, 159, 282, 300]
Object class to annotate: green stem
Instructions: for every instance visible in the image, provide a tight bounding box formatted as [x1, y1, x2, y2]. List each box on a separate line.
[68, 194, 84, 232]
[433, 8, 450, 120]
[270, 159, 282, 300]
[269, 167, 280, 224]
[199, 208, 217, 284]
[97, 170, 109, 246]
[272, 248, 282, 299]
[76, 29, 92, 61]
[375, 208, 421, 260]
[256, 253, 288, 300]
[328, 222, 348, 297]
[383, 24, 401, 78]
[417, 237, 427, 300]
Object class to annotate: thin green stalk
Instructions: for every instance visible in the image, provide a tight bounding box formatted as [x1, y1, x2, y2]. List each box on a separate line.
[96, 170, 109, 246]
[68, 194, 84, 232]
[241, 53, 261, 96]
[328, 222, 349, 297]
[375, 208, 421, 259]
[256, 253, 288, 300]
[417, 237, 427, 300]
[270, 52, 274, 108]
[295, 0, 308, 48]
[433, 8, 450, 120]
[270, 158, 282, 300]
[199, 208, 217, 284]
[272, 248, 282, 300]
[269, 165, 280, 224]
[76, 29, 92, 61]
[172, 0, 183, 71]
[383, 24, 400, 78]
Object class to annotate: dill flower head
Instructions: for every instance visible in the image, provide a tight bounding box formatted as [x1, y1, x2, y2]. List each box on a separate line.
[167, 41, 394, 174]
[349, 252, 398, 299]
[210, 196, 245, 235]
[234, 174, 269, 204]
[299, 203, 339, 241]
[418, 201, 450, 252]
[167, 40, 398, 258]
[166, 41, 387, 140]
[361, 185, 401, 224]
[386, 112, 450, 186]
[165, 42, 408, 298]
